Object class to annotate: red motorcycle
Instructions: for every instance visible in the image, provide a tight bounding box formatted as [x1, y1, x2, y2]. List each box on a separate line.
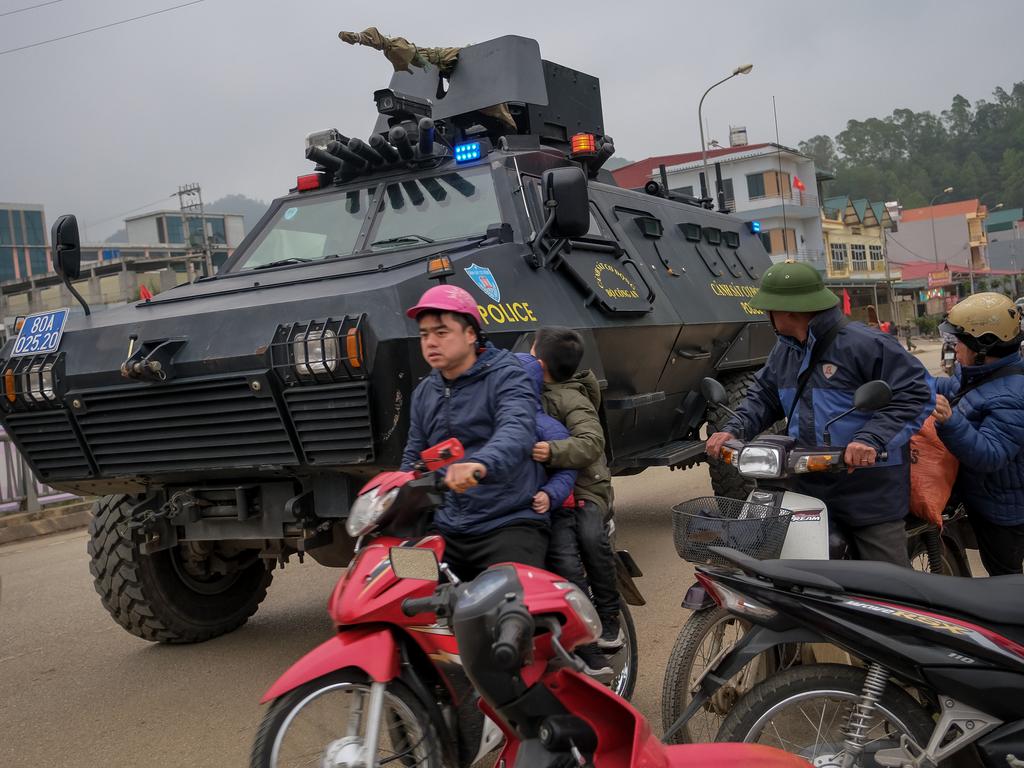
[391, 546, 811, 768]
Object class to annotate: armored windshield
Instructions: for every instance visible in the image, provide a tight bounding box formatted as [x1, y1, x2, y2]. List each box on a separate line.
[232, 166, 500, 271]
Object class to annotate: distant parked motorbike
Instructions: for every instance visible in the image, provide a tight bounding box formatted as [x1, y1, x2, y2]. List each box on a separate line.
[941, 335, 958, 375]
[661, 378, 971, 744]
[671, 546, 1024, 767]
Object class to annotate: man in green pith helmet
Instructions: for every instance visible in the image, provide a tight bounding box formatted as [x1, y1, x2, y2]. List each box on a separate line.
[705, 261, 934, 566]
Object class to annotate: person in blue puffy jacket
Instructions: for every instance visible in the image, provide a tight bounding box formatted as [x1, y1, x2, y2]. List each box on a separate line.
[933, 292, 1024, 575]
[400, 285, 547, 581]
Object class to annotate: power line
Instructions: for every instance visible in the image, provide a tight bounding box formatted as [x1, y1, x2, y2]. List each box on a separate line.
[0, 0, 65, 18]
[84, 194, 177, 228]
[0, 0, 204, 57]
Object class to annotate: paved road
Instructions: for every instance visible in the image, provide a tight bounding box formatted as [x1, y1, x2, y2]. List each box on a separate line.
[0, 344, 944, 768]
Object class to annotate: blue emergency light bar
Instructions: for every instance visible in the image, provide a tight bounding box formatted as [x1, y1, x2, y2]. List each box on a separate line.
[749, 220, 762, 234]
[454, 141, 482, 163]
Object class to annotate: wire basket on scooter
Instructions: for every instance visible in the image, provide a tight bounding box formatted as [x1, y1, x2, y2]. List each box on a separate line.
[672, 496, 793, 567]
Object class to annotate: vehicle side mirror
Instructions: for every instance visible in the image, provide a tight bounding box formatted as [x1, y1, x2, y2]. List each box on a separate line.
[51, 214, 82, 280]
[541, 167, 589, 238]
[701, 377, 728, 406]
[389, 547, 440, 582]
[853, 380, 892, 412]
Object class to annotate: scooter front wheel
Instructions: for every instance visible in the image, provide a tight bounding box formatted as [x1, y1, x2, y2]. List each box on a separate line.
[251, 669, 444, 768]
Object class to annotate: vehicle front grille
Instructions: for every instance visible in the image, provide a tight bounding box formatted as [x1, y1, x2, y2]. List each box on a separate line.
[284, 381, 374, 465]
[75, 376, 299, 474]
[5, 411, 91, 481]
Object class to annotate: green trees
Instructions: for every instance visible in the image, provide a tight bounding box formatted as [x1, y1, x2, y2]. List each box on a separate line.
[799, 83, 1024, 210]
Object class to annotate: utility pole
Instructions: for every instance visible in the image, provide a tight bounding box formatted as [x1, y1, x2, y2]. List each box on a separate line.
[176, 183, 214, 277]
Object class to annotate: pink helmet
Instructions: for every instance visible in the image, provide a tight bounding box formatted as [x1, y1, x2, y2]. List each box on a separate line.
[406, 284, 484, 329]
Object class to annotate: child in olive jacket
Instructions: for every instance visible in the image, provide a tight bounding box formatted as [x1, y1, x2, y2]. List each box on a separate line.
[532, 327, 622, 650]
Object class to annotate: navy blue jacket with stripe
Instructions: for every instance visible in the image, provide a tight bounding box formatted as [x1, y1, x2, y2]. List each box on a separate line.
[722, 306, 934, 526]
[935, 351, 1024, 526]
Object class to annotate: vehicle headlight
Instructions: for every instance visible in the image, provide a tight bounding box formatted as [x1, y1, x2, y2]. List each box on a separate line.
[555, 581, 601, 646]
[738, 446, 783, 478]
[293, 329, 339, 377]
[346, 487, 399, 537]
[25, 362, 55, 402]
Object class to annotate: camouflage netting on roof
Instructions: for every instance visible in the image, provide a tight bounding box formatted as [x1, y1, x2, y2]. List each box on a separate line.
[338, 27, 516, 131]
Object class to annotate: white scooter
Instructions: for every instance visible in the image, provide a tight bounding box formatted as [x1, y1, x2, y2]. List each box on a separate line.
[661, 376, 956, 744]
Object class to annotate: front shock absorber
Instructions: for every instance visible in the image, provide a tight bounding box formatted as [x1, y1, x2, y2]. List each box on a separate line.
[842, 663, 890, 763]
[924, 526, 945, 574]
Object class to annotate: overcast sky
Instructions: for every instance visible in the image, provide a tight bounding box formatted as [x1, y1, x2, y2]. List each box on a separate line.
[1, 0, 1021, 240]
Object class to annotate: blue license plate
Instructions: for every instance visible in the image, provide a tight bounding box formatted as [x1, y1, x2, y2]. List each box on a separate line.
[11, 309, 69, 357]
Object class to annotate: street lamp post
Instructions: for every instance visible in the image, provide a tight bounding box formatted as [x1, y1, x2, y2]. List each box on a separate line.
[929, 186, 954, 263]
[699, 64, 753, 205]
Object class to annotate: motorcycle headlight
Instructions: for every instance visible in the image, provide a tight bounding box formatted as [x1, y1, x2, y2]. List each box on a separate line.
[738, 446, 783, 478]
[555, 581, 601, 646]
[346, 487, 399, 537]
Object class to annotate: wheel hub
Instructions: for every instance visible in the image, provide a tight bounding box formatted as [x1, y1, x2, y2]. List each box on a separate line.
[321, 735, 364, 768]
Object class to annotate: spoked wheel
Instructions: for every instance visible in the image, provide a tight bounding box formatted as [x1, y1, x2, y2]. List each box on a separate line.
[661, 606, 799, 744]
[715, 664, 933, 767]
[251, 670, 443, 768]
[607, 604, 639, 700]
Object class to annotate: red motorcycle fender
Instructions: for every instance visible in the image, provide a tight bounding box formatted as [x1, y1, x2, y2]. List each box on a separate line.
[260, 627, 399, 703]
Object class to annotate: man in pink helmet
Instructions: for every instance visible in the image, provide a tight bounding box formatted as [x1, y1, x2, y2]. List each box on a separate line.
[401, 285, 548, 580]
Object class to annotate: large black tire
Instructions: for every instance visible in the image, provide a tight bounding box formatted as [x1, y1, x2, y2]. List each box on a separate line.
[251, 670, 444, 768]
[716, 664, 934, 763]
[87, 494, 273, 644]
[707, 372, 785, 500]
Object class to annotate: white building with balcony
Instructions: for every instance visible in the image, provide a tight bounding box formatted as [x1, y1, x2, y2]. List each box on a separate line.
[612, 140, 825, 267]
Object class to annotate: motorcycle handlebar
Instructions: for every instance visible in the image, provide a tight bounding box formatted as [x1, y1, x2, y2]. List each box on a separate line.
[492, 612, 532, 672]
[402, 595, 443, 617]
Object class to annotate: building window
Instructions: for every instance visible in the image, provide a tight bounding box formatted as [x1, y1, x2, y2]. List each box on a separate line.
[765, 170, 792, 199]
[209, 217, 227, 244]
[676, 185, 694, 197]
[0, 210, 10, 246]
[10, 211, 23, 245]
[747, 173, 766, 198]
[767, 228, 797, 255]
[156, 217, 167, 244]
[23, 211, 44, 245]
[0, 246, 14, 282]
[851, 243, 868, 271]
[187, 216, 204, 247]
[830, 242, 848, 272]
[28, 247, 47, 276]
[165, 215, 184, 244]
[869, 245, 884, 270]
[759, 232, 772, 252]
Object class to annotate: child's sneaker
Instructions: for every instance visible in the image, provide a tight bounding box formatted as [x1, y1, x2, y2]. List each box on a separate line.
[597, 615, 625, 651]
[575, 645, 614, 681]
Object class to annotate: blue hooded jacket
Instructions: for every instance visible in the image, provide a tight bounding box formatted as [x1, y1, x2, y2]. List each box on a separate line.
[935, 351, 1024, 526]
[723, 306, 934, 525]
[401, 344, 546, 536]
[514, 353, 577, 508]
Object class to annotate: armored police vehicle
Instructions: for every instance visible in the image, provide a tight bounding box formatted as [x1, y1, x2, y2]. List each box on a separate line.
[4, 36, 774, 642]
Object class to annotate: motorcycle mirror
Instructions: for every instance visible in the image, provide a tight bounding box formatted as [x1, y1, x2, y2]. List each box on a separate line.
[853, 380, 892, 412]
[389, 547, 440, 582]
[701, 377, 728, 406]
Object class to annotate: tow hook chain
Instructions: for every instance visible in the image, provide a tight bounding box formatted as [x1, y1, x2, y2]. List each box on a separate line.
[117, 491, 197, 535]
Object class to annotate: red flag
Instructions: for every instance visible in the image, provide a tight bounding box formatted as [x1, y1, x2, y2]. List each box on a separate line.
[139, 285, 153, 301]
[793, 176, 806, 191]
[842, 288, 852, 315]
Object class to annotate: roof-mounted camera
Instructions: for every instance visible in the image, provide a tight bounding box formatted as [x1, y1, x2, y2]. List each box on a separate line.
[373, 89, 433, 124]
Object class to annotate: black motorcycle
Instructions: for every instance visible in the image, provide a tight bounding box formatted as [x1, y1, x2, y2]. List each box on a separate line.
[666, 547, 1024, 767]
[941, 336, 958, 375]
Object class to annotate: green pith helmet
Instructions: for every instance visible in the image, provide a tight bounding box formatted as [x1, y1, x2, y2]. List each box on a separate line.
[749, 261, 839, 313]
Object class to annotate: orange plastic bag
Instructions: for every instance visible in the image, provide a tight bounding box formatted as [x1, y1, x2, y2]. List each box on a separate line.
[909, 415, 959, 527]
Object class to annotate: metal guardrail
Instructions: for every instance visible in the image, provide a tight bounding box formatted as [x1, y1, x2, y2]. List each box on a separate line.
[0, 428, 78, 515]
